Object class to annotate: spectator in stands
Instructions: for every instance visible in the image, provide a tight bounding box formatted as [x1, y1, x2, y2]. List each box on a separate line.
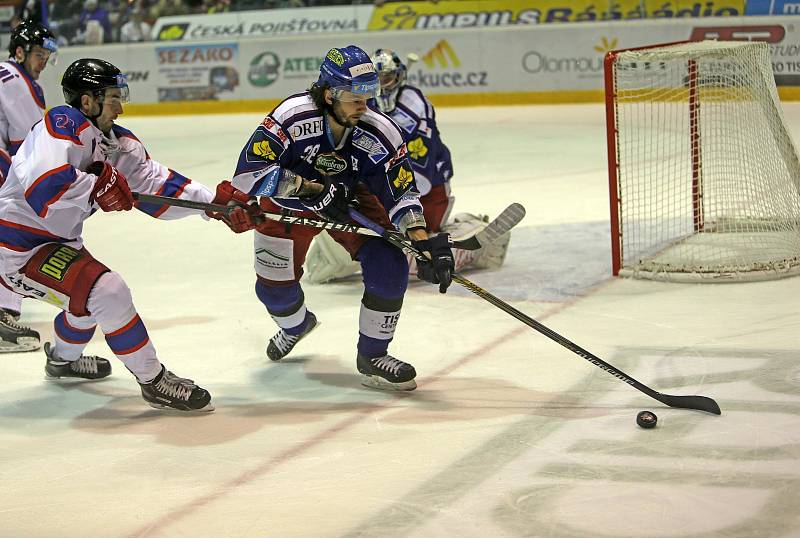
[78, 0, 112, 43]
[149, 0, 190, 20]
[12, 0, 45, 27]
[120, 7, 150, 41]
[49, 0, 82, 45]
[204, 0, 230, 13]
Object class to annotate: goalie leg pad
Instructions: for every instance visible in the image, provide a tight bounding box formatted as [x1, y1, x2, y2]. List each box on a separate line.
[304, 231, 361, 284]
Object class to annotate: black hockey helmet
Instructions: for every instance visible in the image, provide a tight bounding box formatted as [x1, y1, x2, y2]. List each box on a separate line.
[61, 58, 130, 108]
[8, 19, 58, 59]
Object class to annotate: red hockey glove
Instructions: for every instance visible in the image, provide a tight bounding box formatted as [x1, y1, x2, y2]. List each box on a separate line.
[207, 180, 262, 233]
[87, 161, 134, 212]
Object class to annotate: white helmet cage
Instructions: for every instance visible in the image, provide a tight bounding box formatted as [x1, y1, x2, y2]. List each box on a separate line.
[371, 48, 407, 113]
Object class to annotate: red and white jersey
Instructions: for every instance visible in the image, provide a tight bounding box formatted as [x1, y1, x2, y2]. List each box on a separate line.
[0, 59, 46, 180]
[0, 104, 214, 274]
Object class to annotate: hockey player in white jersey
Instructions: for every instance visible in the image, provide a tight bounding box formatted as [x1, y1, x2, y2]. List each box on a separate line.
[0, 20, 58, 352]
[0, 58, 251, 412]
[304, 48, 511, 284]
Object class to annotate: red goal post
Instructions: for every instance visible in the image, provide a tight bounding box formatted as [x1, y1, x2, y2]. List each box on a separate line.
[604, 40, 800, 282]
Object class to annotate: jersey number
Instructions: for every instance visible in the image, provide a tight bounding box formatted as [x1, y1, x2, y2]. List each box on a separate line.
[301, 144, 320, 165]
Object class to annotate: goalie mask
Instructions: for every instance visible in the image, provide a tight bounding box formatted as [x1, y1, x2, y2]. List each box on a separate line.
[371, 49, 407, 113]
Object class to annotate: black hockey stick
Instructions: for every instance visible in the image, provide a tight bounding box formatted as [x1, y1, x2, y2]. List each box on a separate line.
[132, 192, 524, 251]
[347, 208, 722, 416]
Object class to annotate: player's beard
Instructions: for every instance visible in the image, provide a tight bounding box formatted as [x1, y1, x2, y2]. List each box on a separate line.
[331, 101, 360, 128]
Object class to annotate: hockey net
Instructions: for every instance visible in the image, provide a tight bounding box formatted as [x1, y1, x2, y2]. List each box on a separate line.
[605, 40, 800, 282]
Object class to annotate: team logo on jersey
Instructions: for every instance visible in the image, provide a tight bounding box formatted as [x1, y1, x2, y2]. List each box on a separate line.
[326, 48, 344, 66]
[391, 108, 417, 134]
[252, 140, 277, 160]
[408, 137, 428, 161]
[352, 128, 389, 164]
[314, 152, 347, 176]
[38, 245, 81, 282]
[246, 129, 284, 163]
[387, 161, 414, 199]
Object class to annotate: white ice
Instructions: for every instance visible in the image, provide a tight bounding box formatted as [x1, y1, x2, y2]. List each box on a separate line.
[1, 103, 800, 537]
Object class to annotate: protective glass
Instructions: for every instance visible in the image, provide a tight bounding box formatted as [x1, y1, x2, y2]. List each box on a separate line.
[30, 38, 58, 65]
[101, 75, 131, 105]
[330, 79, 380, 102]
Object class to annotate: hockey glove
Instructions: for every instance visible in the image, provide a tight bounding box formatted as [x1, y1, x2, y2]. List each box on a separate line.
[207, 180, 262, 233]
[412, 233, 455, 293]
[299, 177, 351, 223]
[87, 161, 134, 212]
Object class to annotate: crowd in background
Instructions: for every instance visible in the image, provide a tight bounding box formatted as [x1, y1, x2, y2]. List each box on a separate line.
[10, 0, 380, 45]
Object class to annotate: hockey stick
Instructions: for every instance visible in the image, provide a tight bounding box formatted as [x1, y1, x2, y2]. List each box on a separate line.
[347, 208, 722, 416]
[132, 192, 524, 251]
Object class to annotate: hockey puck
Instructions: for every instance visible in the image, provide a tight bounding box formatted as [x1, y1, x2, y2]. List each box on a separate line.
[636, 410, 657, 429]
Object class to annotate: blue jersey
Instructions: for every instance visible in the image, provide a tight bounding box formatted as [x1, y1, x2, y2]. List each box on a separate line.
[381, 85, 452, 196]
[232, 92, 423, 228]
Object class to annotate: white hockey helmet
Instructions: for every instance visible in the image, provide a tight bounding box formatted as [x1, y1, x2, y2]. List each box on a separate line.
[371, 48, 407, 113]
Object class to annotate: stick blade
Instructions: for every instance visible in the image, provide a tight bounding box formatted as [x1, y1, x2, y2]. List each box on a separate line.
[658, 394, 721, 415]
[476, 203, 526, 246]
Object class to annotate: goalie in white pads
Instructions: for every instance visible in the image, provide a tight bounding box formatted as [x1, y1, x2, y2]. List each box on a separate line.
[0, 58, 221, 412]
[305, 48, 511, 284]
[0, 20, 58, 352]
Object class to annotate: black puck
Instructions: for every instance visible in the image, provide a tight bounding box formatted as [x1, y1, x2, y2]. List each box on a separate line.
[636, 410, 657, 429]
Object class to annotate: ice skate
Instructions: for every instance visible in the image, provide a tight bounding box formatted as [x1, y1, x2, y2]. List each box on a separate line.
[44, 342, 111, 380]
[356, 352, 417, 391]
[0, 309, 41, 353]
[139, 366, 214, 412]
[267, 312, 318, 361]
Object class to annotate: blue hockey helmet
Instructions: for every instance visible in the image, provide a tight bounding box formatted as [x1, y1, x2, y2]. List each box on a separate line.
[317, 45, 380, 102]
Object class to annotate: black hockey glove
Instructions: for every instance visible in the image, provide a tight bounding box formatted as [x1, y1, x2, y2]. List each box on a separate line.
[412, 233, 455, 294]
[299, 177, 351, 223]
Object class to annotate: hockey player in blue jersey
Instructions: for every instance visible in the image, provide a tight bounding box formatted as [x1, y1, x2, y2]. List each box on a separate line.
[305, 48, 511, 284]
[228, 45, 455, 391]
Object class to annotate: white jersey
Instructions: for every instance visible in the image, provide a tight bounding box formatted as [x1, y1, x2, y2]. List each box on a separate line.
[0, 59, 46, 180]
[0, 104, 213, 274]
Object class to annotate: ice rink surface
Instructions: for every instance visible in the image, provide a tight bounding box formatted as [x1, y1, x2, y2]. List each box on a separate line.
[2, 103, 800, 537]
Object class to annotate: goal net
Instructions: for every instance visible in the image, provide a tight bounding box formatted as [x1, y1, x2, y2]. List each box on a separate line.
[605, 40, 800, 282]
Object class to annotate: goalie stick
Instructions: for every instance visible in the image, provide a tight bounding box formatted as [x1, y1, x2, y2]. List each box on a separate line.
[346, 207, 722, 416]
[131, 193, 524, 251]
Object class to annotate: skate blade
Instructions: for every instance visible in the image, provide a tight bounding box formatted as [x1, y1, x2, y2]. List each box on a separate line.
[360, 374, 417, 392]
[146, 401, 215, 413]
[44, 374, 109, 382]
[0, 340, 41, 353]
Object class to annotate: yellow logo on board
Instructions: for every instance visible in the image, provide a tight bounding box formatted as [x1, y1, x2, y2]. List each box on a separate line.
[422, 40, 460, 69]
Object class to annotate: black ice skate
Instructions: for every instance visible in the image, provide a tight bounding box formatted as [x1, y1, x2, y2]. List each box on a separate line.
[44, 342, 111, 380]
[139, 366, 214, 412]
[356, 352, 417, 391]
[267, 312, 318, 361]
[0, 309, 41, 353]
